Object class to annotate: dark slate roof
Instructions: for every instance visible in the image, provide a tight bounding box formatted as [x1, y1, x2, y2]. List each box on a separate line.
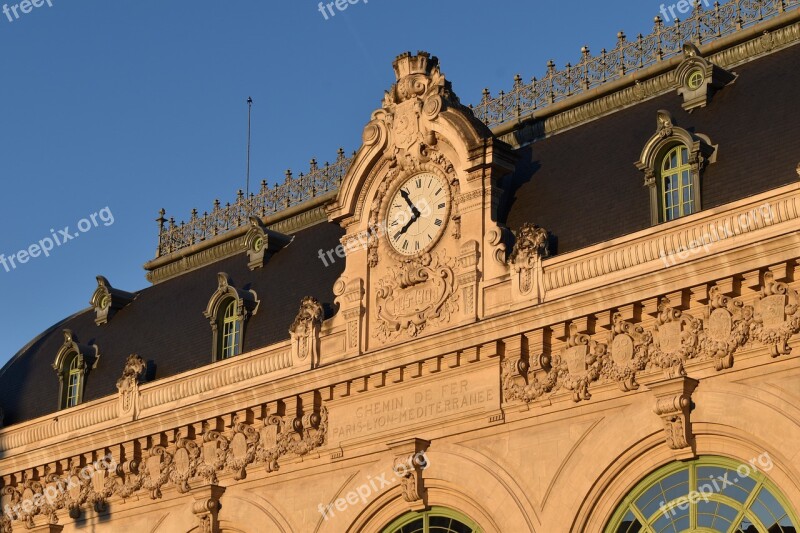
[502, 42, 800, 254]
[0, 222, 345, 426]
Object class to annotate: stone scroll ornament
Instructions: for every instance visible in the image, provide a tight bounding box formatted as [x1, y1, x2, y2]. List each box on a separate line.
[374, 252, 459, 340]
[508, 223, 549, 304]
[501, 351, 558, 405]
[289, 297, 324, 368]
[117, 354, 146, 422]
[0, 408, 328, 531]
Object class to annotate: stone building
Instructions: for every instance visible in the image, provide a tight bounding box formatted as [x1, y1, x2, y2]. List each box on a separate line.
[2, 1, 800, 531]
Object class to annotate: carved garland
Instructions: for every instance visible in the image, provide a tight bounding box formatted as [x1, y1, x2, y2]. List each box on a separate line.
[0, 408, 328, 530]
[505, 272, 800, 405]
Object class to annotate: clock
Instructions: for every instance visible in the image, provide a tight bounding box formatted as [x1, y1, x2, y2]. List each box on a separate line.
[386, 172, 450, 256]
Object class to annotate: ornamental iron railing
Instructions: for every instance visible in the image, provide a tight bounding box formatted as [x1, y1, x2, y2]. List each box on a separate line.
[155, 0, 799, 258]
[155, 149, 351, 257]
[470, 0, 800, 128]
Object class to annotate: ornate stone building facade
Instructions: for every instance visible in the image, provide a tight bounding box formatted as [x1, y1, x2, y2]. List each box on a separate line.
[2, 2, 800, 532]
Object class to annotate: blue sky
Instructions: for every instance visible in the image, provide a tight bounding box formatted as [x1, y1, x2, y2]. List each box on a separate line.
[0, 0, 661, 367]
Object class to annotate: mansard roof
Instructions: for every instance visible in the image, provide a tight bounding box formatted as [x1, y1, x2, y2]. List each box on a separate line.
[0, 222, 345, 426]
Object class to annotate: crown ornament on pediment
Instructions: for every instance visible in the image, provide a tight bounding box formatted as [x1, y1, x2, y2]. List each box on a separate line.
[384, 51, 459, 108]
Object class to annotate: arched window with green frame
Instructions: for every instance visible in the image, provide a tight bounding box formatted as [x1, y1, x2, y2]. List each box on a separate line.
[219, 299, 242, 360]
[382, 506, 482, 533]
[62, 352, 84, 409]
[606, 456, 799, 533]
[660, 144, 695, 222]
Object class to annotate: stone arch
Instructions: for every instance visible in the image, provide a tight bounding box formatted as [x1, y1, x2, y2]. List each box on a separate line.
[155, 487, 293, 533]
[331, 443, 539, 533]
[572, 378, 800, 532]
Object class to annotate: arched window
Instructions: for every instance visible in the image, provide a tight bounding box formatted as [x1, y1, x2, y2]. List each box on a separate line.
[636, 110, 716, 225]
[606, 456, 799, 533]
[382, 507, 482, 533]
[660, 144, 695, 222]
[52, 330, 96, 410]
[219, 299, 242, 360]
[64, 354, 83, 408]
[203, 273, 260, 362]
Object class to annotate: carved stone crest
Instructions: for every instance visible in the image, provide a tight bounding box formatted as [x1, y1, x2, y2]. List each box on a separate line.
[601, 313, 651, 391]
[556, 323, 607, 402]
[651, 298, 702, 378]
[374, 252, 459, 340]
[700, 286, 754, 370]
[224, 418, 260, 481]
[751, 271, 800, 357]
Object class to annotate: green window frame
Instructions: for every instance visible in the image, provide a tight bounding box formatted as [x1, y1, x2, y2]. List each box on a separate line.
[660, 145, 695, 222]
[219, 299, 242, 360]
[382, 506, 482, 533]
[63, 354, 83, 408]
[606, 456, 799, 533]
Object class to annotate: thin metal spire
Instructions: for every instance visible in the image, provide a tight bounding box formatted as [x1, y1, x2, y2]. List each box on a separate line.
[246, 96, 253, 197]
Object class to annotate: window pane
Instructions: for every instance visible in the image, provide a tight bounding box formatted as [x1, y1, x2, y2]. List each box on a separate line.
[616, 511, 641, 533]
[220, 300, 242, 359]
[659, 146, 695, 222]
[606, 458, 799, 533]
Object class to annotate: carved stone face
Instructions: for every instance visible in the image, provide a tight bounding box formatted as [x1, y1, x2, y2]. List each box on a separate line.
[386, 172, 449, 256]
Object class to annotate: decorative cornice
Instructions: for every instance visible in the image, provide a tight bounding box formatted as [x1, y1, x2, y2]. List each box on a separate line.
[0, 250, 798, 529]
[542, 184, 799, 295]
[145, 196, 330, 285]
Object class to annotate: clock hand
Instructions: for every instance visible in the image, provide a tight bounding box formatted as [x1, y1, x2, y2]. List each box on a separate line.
[399, 188, 422, 219]
[398, 212, 418, 236]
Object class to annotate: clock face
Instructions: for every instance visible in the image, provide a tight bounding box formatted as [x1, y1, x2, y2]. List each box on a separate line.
[386, 172, 450, 256]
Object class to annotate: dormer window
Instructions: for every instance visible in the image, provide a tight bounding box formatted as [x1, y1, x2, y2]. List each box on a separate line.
[204, 273, 260, 362]
[90, 276, 135, 326]
[52, 330, 99, 410]
[220, 299, 243, 359]
[636, 110, 717, 225]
